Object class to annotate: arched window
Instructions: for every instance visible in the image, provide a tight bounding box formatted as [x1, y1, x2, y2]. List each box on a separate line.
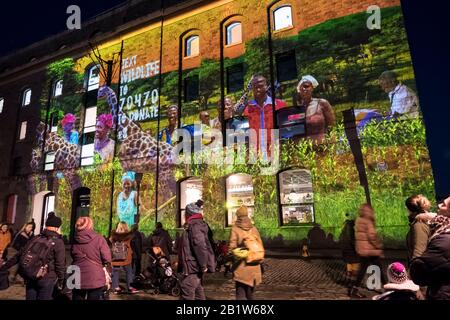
[226, 22, 242, 46]
[226, 173, 254, 226]
[3, 194, 18, 224]
[87, 65, 100, 91]
[185, 35, 200, 58]
[0, 98, 4, 113]
[273, 5, 293, 31]
[278, 169, 314, 225]
[22, 88, 32, 106]
[54, 80, 63, 97]
[43, 193, 56, 229]
[178, 177, 203, 227]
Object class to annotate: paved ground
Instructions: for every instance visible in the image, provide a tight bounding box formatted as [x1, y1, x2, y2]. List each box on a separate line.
[0, 255, 405, 300]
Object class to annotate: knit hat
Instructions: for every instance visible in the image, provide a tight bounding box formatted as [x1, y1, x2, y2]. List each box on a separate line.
[45, 212, 62, 228]
[75, 217, 93, 232]
[384, 262, 419, 292]
[185, 202, 203, 217]
[236, 206, 248, 217]
[61, 113, 77, 126]
[122, 171, 136, 183]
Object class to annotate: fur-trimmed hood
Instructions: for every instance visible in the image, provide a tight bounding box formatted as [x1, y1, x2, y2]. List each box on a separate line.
[414, 212, 437, 223]
[110, 230, 134, 242]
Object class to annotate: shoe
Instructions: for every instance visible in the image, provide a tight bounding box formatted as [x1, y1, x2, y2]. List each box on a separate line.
[113, 287, 122, 294]
[128, 287, 140, 294]
[348, 287, 366, 299]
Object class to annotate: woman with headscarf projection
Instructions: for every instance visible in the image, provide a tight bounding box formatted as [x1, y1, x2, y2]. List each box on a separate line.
[296, 75, 336, 144]
[94, 113, 115, 163]
[61, 113, 79, 145]
[117, 171, 139, 227]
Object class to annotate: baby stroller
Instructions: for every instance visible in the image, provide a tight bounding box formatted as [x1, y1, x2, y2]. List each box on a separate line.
[134, 248, 180, 296]
[215, 240, 232, 275]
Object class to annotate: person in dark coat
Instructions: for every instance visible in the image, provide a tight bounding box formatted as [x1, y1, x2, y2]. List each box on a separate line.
[410, 215, 450, 300]
[0, 212, 66, 300]
[8, 222, 34, 283]
[149, 222, 173, 259]
[178, 202, 216, 300]
[71, 217, 112, 300]
[130, 224, 144, 277]
[339, 213, 360, 286]
[373, 262, 420, 300]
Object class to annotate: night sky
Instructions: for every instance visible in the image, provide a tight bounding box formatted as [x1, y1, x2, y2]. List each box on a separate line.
[0, 0, 126, 56]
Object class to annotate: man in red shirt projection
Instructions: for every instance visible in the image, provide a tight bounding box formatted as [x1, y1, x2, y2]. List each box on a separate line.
[238, 75, 287, 158]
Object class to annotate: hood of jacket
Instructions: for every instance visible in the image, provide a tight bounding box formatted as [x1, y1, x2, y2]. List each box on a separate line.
[235, 216, 253, 231]
[111, 230, 134, 242]
[414, 212, 437, 223]
[74, 228, 99, 244]
[42, 229, 62, 239]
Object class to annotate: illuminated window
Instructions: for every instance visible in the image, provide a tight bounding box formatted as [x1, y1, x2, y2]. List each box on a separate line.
[278, 169, 315, 226]
[185, 36, 200, 57]
[81, 106, 97, 166]
[22, 88, 32, 106]
[179, 177, 203, 227]
[226, 173, 255, 226]
[87, 65, 100, 91]
[44, 152, 56, 171]
[0, 98, 4, 113]
[273, 6, 293, 31]
[226, 22, 242, 45]
[19, 121, 27, 140]
[50, 113, 58, 133]
[54, 80, 63, 97]
[5, 194, 18, 224]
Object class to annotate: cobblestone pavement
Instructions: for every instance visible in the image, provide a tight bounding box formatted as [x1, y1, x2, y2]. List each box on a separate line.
[0, 257, 403, 300]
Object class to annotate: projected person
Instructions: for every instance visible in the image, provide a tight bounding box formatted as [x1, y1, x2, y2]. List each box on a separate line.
[117, 171, 139, 227]
[378, 71, 419, 119]
[158, 105, 180, 145]
[61, 113, 79, 145]
[237, 75, 287, 156]
[296, 75, 335, 144]
[211, 97, 235, 130]
[94, 113, 115, 162]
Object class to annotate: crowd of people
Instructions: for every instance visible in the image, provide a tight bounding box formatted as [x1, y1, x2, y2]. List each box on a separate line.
[341, 195, 450, 300]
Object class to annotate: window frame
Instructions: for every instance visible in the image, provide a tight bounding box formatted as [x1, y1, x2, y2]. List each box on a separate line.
[184, 35, 200, 58]
[19, 121, 27, 141]
[54, 79, 64, 97]
[80, 106, 97, 166]
[225, 22, 243, 46]
[0, 97, 4, 113]
[273, 5, 294, 32]
[22, 88, 32, 107]
[87, 65, 100, 92]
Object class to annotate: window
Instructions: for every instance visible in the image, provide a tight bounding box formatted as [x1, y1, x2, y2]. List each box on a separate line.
[226, 173, 255, 226]
[226, 22, 242, 46]
[4, 194, 18, 224]
[184, 75, 199, 102]
[0, 98, 4, 113]
[81, 106, 97, 166]
[273, 6, 293, 31]
[43, 193, 55, 230]
[226, 64, 244, 93]
[278, 169, 314, 225]
[22, 88, 32, 106]
[44, 152, 56, 171]
[185, 35, 200, 57]
[276, 51, 297, 82]
[179, 177, 203, 227]
[87, 65, 100, 91]
[19, 121, 27, 140]
[50, 113, 58, 132]
[54, 80, 63, 97]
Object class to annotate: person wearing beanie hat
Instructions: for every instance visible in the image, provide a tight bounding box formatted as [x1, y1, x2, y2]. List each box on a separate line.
[410, 214, 450, 300]
[373, 262, 420, 300]
[229, 205, 264, 300]
[178, 202, 216, 300]
[61, 113, 79, 145]
[71, 217, 112, 300]
[1, 212, 66, 300]
[94, 113, 115, 162]
[117, 171, 139, 227]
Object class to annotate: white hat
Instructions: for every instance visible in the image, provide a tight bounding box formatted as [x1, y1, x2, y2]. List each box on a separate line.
[298, 75, 319, 89]
[383, 262, 419, 292]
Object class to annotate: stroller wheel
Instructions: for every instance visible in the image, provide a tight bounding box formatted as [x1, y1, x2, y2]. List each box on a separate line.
[171, 285, 181, 297]
[153, 288, 160, 295]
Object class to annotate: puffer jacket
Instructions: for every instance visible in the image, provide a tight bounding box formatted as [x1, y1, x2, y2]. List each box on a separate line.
[229, 225, 263, 287]
[410, 233, 450, 300]
[406, 212, 436, 263]
[110, 231, 133, 267]
[355, 212, 383, 257]
[71, 229, 111, 290]
[178, 216, 216, 275]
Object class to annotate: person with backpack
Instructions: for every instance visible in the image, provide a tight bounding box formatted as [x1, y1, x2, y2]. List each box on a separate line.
[178, 202, 216, 300]
[130, 224, 144, 278]
[229, 205, 264, 300]
[71, 217, 112, 300]
[0, 212, 66, 300]
[149, 222, 173, 260]
[110, 221, 138, 294]
[8, 222, 34, 284]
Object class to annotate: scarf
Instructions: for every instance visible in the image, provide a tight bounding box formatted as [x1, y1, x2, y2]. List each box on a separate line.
[429, 215, 450, 240]
[235, 216, 253, 231]
[186, 213, 203, 223]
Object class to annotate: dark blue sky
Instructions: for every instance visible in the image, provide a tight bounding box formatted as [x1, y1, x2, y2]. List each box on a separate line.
[0, 0, 126, 56]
